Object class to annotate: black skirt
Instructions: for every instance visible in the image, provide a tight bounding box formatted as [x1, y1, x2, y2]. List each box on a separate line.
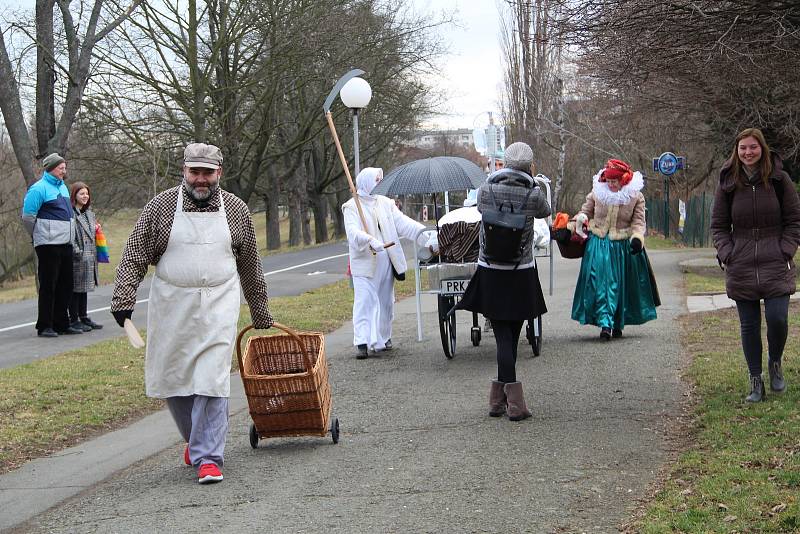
[455, 265, 547, 321]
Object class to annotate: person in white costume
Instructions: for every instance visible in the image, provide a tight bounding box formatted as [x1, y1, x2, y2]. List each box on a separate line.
[111, 143, 273, 484]
[342, 167, 425, 359]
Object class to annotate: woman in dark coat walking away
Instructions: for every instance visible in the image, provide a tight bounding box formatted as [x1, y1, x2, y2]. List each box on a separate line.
[456, 142, 551, 421]
[69, 182, 103, 331]
[711, 128, 800, 402]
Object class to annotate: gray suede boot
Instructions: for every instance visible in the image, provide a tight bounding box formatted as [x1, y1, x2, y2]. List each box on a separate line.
[745, 374, 765, 403]
[504, 381, 532, 421]
[489, 380, 506, 417]
[768, 360, 785, 393]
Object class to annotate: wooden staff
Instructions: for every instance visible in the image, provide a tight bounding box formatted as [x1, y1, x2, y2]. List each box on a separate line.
[324, 111, 393, 251]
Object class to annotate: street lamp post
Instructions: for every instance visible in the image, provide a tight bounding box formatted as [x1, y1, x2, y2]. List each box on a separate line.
[340, 77, 372, 176]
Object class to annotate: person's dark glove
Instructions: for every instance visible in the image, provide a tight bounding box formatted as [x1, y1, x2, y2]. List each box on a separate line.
[112, 309, 132, 328]
[253, 312, 274, 330]
[553, 228, 572, 245]
[630, 237, 643, 255]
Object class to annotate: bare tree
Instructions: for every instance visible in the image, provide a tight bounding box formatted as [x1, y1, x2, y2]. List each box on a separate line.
[0, 0, 144, 186]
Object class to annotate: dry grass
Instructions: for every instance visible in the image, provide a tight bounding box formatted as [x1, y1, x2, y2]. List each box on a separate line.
[632, 303, 800, 532]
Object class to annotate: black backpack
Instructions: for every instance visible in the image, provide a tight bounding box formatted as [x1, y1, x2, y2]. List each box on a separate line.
[481, 184, 535, 267]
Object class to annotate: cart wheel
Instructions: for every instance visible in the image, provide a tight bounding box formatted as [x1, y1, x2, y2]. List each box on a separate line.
[249, 424, 259, 449]
[528, 316, 542, 357]
[330, 417, 340, 444]
[471, 326, 481, 346]
[437, 295, 457, 359]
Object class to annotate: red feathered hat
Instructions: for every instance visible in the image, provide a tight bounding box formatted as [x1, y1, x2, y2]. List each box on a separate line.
[601, 159, 634, 186]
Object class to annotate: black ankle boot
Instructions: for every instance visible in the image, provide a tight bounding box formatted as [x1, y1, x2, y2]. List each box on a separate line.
[356, 344, 369, 359]
[746, 374, 765, 403]
[612, 328, 623, 338]
[768, 360, 785, 393]
[600, 327, 611, 340]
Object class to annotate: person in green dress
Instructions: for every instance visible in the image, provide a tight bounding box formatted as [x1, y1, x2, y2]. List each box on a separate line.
[567, 159, 659, 339]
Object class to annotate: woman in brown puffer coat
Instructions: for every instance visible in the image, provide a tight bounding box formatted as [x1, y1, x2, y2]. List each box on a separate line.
[711, 128, 800, 402]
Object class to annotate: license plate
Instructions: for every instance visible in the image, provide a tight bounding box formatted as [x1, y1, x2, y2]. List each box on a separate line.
[440, 278, 469, 295]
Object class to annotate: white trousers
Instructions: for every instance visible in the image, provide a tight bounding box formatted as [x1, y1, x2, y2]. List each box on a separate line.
[352, 250, 394, 351]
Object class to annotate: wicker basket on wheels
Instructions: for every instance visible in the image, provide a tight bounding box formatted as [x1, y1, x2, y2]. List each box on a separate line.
[236, 322, 339, 448]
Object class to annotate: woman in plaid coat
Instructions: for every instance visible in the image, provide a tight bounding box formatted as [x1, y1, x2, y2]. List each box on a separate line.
[69, 182, 103, 331]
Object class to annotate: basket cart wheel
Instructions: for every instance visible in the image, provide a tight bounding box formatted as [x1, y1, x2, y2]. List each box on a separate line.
[330, 417, 340, 444]
[249, 423, 259, 449]
[437, 294, 457, 359]
[471, 326, 481, 346]
[526, 316, 543, 357]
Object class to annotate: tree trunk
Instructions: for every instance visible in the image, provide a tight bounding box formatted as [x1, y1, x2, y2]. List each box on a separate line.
[288, 192, 301, 247]
[35, 0, 56, 157]
[301, 197, 312, 246]
[333, 188, 349, 238]
[311, 193, 329, 243]
[554, 77, 565, 212]
[265, 193, 281, 250]
[0, 31, 36, 185]
[187, 0, 205, 141]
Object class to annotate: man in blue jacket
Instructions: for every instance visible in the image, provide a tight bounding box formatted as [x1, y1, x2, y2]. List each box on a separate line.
[22, 153, 81, 337]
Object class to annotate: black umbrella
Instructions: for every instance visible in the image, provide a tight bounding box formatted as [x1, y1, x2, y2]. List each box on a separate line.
[371, 156, 486, 196]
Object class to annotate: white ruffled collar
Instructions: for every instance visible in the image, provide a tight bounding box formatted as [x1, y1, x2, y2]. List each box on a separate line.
[591, 169, 644, 205]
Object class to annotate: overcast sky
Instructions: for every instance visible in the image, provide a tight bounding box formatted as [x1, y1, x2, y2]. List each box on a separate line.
[411, 0, 505, 130]
[3, 0, 506, 131]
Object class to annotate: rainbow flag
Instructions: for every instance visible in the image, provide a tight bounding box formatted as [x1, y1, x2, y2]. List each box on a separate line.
[96, 226, 110, 263]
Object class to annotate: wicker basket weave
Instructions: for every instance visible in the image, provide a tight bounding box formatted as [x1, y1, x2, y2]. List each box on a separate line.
[236, 323, 330, 438]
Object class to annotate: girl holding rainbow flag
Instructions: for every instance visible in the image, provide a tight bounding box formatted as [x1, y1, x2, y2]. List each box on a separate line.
[69, 182, 107, 331]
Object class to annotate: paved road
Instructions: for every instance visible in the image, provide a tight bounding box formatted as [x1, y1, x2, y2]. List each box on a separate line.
[0, 241, 350, 369]
[3, 249, 698, 533]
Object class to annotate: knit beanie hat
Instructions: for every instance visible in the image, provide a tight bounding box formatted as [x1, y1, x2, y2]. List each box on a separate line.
[504, 142, 534, 172]
[42, 153, 65, 172]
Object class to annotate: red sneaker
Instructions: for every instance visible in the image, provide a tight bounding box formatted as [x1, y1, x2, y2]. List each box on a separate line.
[197, 463, 223, 484]
[183, 445, 191, 466]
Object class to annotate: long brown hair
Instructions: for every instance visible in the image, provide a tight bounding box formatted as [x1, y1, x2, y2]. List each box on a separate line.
[69, 181, 91, 211]
[729, 128, 773, 188]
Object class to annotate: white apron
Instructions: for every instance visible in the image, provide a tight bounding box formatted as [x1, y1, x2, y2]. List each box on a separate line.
[145, 191, 241, 398]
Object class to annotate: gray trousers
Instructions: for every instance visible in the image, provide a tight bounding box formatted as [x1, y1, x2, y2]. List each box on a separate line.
[166, 395, 229, 468]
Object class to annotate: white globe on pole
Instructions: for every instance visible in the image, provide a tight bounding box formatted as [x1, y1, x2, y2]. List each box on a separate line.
[340, 77, 372, 109]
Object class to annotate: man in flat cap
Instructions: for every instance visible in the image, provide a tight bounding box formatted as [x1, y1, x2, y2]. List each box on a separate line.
[111, 143, 274, 484]
[22, 153, 82, 337]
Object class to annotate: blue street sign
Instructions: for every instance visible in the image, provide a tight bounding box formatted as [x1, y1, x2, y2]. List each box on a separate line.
[652, 152, 685, 176]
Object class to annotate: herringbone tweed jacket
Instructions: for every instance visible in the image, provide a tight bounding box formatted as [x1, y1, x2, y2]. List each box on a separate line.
[72, 208, 98, 293]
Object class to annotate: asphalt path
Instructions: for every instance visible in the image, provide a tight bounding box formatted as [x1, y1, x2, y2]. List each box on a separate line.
[0, 241, 350, 369]
[5, 248, 698, 533]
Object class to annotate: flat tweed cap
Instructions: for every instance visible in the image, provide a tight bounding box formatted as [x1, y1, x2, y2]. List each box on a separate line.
[42, 153, 65, 171]
[184, 143, 223, 169]
[504, 142, 534, 171]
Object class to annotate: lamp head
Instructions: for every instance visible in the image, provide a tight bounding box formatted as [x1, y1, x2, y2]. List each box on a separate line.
[340, 77, 372, 109]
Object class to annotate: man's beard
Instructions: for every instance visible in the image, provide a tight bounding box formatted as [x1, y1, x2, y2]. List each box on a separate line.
[183, 179, 219, 203]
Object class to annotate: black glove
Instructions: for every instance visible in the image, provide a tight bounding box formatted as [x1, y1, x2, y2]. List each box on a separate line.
[553, 228, 572, 245]
[253, 314, 274, 330]
[630, 237, 643, 255]
[112, 309, 133, 328]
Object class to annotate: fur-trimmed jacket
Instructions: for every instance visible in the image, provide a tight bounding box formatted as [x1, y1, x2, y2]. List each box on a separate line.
[569, 170, 646, 244]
